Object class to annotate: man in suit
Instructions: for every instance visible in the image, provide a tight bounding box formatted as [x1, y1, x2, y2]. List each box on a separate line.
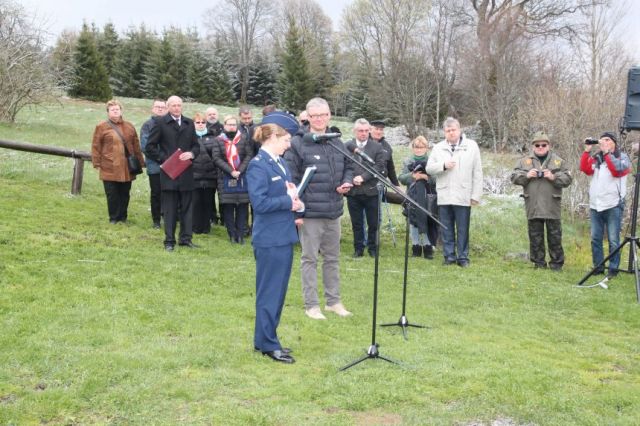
[345, 118, 386, 258]
[247, 111, 302, 364]
[145, 95, 200, 251]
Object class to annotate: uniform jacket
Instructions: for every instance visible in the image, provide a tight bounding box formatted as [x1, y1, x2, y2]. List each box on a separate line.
[91, 119, 144, 182]
[425, 136, 483, 206]
[211, 131, 252, 204]
[580, 150, 631, 212]
[192, 132, 218, 188]
[144, 113, 200, 191]
[284, 131, 353, 220]
[344, 138, 386, 197]
[140, 116, 160, 175]
[247, 149, 299, 248]
[511, 151, 572, 219]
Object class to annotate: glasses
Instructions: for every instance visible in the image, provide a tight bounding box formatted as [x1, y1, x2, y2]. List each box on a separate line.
[225, 122, 238, 126]
[309, 113, 329, 119]
[534, 144, 548, 148]
[194, 121, 206, 124]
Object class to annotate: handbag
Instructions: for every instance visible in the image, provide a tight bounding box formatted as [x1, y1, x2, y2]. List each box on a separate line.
[223, 174, 248, 193]
[107, 120, 142, 175]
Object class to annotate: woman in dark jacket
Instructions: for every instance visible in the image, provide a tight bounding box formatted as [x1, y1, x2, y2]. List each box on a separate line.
[192, 113, 218, 234]
[211, 114, 252, 243]
[91, 99, 145, 224]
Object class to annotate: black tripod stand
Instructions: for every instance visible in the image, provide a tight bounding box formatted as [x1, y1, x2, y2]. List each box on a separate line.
[340, 182, 398, 370]
[577, 131, 640, 303]
[380, 209, 427, 339]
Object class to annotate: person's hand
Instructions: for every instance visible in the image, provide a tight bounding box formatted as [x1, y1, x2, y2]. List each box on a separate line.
[526, 169, 538, 179]
[294, 218, 304, 227]
[336, 183, 352, 194]
[353, 176, 364, 186]
[412, 172, 428, 181]
[291, 198, 304, 211]
[543, 169, 555, 181]
[179, 151, 194, 161]
[471, 199, 479, 206]
[584, 139, 593, 152]
[445, 160, 456, 169]
[231, 170, 240, 178]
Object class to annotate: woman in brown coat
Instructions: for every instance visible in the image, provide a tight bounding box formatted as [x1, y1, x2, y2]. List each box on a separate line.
[91, 99, 145, 224]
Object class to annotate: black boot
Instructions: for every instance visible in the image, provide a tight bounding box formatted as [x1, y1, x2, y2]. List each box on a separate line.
[412, 245, 422, 257]
[423, 245, 434, 259]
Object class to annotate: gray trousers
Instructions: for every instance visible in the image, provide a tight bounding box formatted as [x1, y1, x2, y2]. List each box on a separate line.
[299, 217, 342, 309]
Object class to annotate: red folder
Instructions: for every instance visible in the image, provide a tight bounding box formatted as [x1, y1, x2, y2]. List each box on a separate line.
[160, 148, 192, 180]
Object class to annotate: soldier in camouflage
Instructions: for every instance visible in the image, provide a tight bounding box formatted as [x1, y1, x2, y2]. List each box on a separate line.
[511, 132, 573, 270]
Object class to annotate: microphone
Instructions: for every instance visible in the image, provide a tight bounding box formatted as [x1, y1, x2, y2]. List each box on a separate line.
[302, 132, 342, 143]
[347, 144, 375, 164]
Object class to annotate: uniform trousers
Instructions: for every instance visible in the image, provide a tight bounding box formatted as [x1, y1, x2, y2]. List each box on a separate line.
[253, 244, 293, 352]
[103, 180, 131, 222]
[148, 173, 161, 225]
[193, 187, 214, 234]
[299, 217, 342, 309]
[528, 218, 564, 268]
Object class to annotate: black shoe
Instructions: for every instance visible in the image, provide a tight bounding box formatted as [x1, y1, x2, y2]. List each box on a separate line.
[423, 245, 433, 259]
[606, 271, 618, 279]
[411, 245, 422, 257]
[255, 346, 292, 355]
[237, 237, 245, 245]
[457, 260, 470, 268]
[549, 264, 563, 272]
[109, 219, 118, 224]
[152, 222, 161, 229]
[164, 244, 175, 252]
[262, 350, 295, 364]
[368, 249, 376, 258]
[353, 250, 364, 258]
[593, 268, 605, 275]
[179, 242, 199, 248]
[443, 259, 456, 265]
[534, 263, 548, 269]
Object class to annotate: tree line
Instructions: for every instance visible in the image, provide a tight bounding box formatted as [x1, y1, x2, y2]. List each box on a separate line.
[2, 0, 635, 156]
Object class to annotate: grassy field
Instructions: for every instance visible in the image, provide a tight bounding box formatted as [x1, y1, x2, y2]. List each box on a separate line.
[1, 98, 639, 425]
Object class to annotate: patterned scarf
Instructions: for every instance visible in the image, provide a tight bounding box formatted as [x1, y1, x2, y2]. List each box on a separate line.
[221, 131, 242, 171]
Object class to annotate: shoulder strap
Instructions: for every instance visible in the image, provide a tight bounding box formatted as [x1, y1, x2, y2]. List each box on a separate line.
[106, 120, 130, 156]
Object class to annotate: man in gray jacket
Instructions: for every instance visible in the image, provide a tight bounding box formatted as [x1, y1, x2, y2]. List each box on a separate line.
[426, 117, 483, 267]
[511, 132, 572, 270]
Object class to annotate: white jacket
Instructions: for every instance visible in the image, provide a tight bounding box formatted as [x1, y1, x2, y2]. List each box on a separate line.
[425, 137, 483, 206]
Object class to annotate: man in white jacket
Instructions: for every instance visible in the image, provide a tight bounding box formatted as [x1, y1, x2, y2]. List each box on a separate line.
[426, 117, 483, 267]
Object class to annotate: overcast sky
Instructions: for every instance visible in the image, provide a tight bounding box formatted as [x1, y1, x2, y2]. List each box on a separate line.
[20, 0, 640, 60]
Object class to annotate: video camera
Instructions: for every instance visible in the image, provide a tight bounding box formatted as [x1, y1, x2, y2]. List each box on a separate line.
[407, 160, 427, 174]
[584, 137, 599, 145]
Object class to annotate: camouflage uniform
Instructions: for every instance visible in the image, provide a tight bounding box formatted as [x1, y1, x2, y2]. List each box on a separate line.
[511, 148, 572, 269]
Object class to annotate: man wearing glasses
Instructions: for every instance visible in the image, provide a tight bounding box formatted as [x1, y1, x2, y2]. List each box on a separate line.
[511, 132, 572, 271]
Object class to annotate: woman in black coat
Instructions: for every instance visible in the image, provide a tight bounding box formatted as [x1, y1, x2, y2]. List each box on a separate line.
[192, 113, 218, 234]
[211, 114, 252, 243]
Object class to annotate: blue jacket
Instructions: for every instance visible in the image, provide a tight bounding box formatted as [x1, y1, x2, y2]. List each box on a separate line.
[247, 149, 299, 248]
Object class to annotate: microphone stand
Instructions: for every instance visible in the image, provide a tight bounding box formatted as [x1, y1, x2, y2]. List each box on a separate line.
[321, 139, 445, 371]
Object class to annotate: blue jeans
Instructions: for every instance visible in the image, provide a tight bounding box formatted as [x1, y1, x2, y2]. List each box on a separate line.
[439, 205, 471, 262]
[590, 202, 624, 274]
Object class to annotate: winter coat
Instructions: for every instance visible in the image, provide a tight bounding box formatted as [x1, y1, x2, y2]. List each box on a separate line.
[425, 137, 483, 206]
[211, 131, 252, 204]
[580, 150, 631, 212]
[284, 131, 354, 219]
[511, 151, 572, 220]
[376, 137, 400, 186]
[192, 132, 218, 188]
[91, 118, 144, 182]
[140, 116, 160, 175]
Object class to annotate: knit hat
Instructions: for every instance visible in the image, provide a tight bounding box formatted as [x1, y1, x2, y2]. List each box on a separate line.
[600, 131, 618, 144]
[531, 131, 550, 144]
[261, 111, 300, 136]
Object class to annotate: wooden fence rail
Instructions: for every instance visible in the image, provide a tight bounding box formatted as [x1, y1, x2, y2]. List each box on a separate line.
[0, 139, 92, 195]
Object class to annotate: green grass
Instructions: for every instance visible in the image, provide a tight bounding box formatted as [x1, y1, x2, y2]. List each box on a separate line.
[1, 98, 639, 425]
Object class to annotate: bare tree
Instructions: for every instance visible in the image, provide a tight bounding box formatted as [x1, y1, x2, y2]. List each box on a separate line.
[0, 0, 56, 123]
[205, 0, 273, 103]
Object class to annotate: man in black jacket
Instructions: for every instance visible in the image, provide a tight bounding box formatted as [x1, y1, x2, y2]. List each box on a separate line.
[284, 97, 354, 320]
[145, 95, 200, 251]
[344, 119, 386, 257]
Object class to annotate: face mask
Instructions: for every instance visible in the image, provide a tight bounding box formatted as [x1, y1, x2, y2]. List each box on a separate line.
[196, 129, 207, 137]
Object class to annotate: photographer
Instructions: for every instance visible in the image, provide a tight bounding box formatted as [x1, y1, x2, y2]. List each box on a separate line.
[511, 132, 572, 271]
[580, 132, 631, 279]
[399, 136, 438, 259]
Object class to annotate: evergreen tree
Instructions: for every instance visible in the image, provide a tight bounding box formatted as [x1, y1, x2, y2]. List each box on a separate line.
[143, 32, 178, 99]
[207, 46, 236, 105]
[112, 25, 158, 98]
[96, 22, 119, 79]
[348, 72, 377, 121]
[188, 48, 211, 103]
[69, 23, 112, 101]
[277, 17, 313, 112]
[247, 54, 278, 106]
